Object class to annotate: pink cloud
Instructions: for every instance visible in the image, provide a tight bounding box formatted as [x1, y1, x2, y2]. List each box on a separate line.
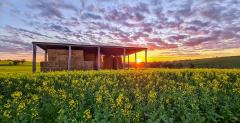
[145, 38, 178, 50]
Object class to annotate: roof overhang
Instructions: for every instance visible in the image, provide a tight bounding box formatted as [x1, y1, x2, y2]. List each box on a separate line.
[32, 42, 147, 56]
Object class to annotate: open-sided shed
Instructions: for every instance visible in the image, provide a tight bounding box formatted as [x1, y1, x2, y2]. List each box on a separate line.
[32, 42, 147, 72]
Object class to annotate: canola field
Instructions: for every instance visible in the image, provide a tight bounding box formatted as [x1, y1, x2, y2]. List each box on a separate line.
[0, 69, 240, 123]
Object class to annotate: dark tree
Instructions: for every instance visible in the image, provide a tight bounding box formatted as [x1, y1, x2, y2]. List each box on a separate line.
[20, 59, 26, 64]
[189, 63, 195, 68]
[12, 60, 21, 65]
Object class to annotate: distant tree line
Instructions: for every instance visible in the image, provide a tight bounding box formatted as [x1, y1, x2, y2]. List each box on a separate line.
[127, 62, 195, 68]
[0, 59, 26, 66]
[146, 61, 235, 69]
[147, 62, 195, 68]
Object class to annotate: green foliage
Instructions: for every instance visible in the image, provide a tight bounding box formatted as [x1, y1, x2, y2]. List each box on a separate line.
[0, 69, 240, 123]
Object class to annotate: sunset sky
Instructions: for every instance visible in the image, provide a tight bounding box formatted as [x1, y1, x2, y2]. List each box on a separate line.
[0, 0, 240, 61]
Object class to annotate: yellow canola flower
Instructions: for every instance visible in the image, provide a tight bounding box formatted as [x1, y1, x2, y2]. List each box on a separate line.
[148, 90, 157, 103]
[79, 93, 85, 99]
[32, 94, 39, 101]
[4, 103, 11, 108]
[83, 109, 92, 120]
[116, 93, 124, 107]
[134, 89, 143, 103]
[0, 95, 3, 99]
[11, 91, 22, 99]
[133, 113, 140, 122]
[122, 103, 133, 116]
[58, 89, 67, 99]
[17, 102, 26, 111]
[31, 109, 38, 118]
[3, 110, 11, 118]
[69, 100, 77, 108]
[95, 92, 102, 104]
[72, 80, 79, 86]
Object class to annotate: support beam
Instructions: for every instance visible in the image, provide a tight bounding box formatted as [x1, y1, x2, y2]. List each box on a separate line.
[32, 44, 36, 73]
[97, 47, 101, 70]
[123, 48, 126, 69]
[68, 46, 72, 70]
[135, 51, 137, 68]
[128, 54, 129, 69]
[44, 50, 47, 62]
[145, 49, 147, 68]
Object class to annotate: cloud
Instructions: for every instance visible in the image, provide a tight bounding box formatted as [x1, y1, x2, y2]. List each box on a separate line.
[61, 17, 80, 26]
[131, 32, 149, 40]
[199, 4, 223, 21]
[81, 12, 102, 20]
[143, 27, 153, 33]
[154, 7, 166, 21]
[145, 38, 178, 49]
[0, 35, 32, 52]
[104, 3, 149, 23]
[134, 12, 145, 21]
[49, 24, 71, 33]
[146, 43, 161, 50]
[183, 33, 219, 47]
[175, 0, 194, 17]
[0, 0, 240, 56]
[168, 35, 188, 41]
[28, 0, 77, 18]
[5, 25, 51, 39]
[135, 2, 150, 14]
[105, 9, 129, 22]
[184, 26, 199, 33]
[189, 20, 209, 27]
[86, 4, 105, 13]
[30, 1, 62, 18]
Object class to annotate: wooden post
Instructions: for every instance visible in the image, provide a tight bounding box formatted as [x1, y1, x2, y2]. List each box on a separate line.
[128, 54, 129, 69]
[68, 46, 72, 70]
[145, 49, 147, 68]
[135, 51, 137, 69]
[97, 47, 101, 70]
[32, 44, 36, 73]
[123, 48, 126, 69]
[44, 50, 47, 62]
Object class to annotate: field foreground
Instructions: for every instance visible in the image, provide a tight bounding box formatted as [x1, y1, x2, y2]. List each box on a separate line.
[0, 69, 240, 123]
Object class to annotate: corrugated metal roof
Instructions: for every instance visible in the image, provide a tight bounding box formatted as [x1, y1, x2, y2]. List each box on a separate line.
[32, 42, 147, 55]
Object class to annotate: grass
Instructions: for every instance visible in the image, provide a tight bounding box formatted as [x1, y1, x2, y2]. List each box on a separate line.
[178, 56, 240, 68]
[0, 61, 39, 73]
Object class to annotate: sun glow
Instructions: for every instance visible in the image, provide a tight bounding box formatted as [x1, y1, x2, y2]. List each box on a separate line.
[136, 58, 142, 63]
